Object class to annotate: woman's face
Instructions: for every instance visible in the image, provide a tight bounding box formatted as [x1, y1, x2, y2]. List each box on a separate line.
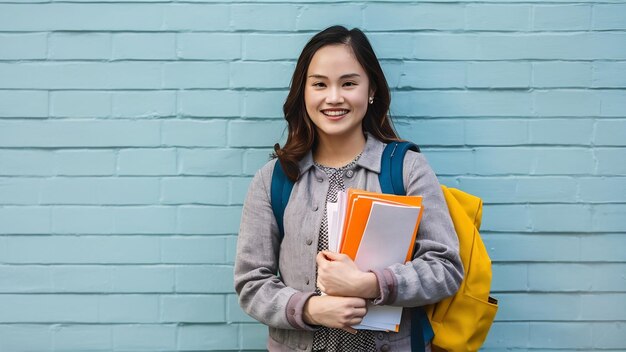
[304, 44, 372, 143]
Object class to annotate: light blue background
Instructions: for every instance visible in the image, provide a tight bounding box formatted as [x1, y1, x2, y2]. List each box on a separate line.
[0, 1, 625, 351]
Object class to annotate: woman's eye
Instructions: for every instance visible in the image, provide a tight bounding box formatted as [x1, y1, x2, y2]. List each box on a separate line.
[344, 81, 357, 87]
[312, 82, 326, 87]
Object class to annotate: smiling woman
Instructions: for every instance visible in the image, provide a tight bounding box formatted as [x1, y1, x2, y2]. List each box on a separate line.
[234, 26, 463, 352]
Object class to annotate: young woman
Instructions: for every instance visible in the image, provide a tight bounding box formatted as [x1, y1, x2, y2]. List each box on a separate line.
[234, 26, 463, 352]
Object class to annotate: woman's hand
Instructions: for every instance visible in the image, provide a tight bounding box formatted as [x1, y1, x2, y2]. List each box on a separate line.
[316, 251, 380, 299]
[303, 295, 367, 334]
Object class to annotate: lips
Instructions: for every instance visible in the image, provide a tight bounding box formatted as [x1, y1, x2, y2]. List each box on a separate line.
[321, 109, 350, 120]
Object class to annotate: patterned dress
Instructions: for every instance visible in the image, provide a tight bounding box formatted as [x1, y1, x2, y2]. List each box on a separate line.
[311, 155, 377, 352]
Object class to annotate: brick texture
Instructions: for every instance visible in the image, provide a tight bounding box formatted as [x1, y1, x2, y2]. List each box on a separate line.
[0, 1, 624, 351]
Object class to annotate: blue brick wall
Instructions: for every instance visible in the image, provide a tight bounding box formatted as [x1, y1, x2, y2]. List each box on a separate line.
[0, 1, 624, 351]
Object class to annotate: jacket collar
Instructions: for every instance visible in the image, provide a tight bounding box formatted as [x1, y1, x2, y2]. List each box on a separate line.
[297, 133, 384, 176]
[357, 133, 384, 173]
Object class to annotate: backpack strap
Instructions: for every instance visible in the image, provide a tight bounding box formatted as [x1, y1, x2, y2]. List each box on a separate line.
[379, 141, 420, 195]
[270, 160, 294, 242]
[379, 141, 434, 352]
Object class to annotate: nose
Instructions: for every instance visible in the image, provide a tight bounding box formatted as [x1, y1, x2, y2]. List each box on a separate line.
[325, 86, 344, 104]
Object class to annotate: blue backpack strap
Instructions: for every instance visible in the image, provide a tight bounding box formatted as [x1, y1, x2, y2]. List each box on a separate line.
[379, 141, 396, 195]
[411, 310, 435, 352]
[380, 141, 433, 352]
[379, 141, 420, 195]
[270, 159, 294, 242]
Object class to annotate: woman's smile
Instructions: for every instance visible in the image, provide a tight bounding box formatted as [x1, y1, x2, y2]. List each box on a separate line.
[321, 108, 350, 119]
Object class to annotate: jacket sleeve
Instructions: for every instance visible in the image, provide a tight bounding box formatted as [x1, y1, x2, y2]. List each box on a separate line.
[372, 151, 464, 307]
[233, 161, 317, 330]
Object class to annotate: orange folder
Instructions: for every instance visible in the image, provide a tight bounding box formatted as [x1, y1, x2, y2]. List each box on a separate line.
[339, 189, 423, 263]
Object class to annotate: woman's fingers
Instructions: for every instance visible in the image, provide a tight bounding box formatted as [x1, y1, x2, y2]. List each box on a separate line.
[343, 307, 366, 333]
[351, 298, 367, 308]
[352, 307, 367, 318]
[317, 251, 352, 267]
[321, 250, 348, 262]
[341, 301, 367, 328]
[316, 251, 330, 266]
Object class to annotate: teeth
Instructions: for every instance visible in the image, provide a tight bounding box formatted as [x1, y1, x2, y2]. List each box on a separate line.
[323, 110, 348, 116]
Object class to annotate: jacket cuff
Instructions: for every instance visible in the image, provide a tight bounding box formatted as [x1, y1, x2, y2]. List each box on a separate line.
[371, 268, 397, 305]
[286, 291, 319, 331]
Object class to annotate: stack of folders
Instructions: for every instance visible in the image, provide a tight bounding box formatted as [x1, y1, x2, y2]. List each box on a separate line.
[326, 189, 423, 332]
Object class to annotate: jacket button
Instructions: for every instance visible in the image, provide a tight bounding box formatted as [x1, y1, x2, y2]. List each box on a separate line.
[298, 343, 308, 350]
[317, 178, 323, 183]
[313, 205, 319, 211]
[306, 239, 313, 245]
[377, 332, 385, 340]
[346, 170, 354, 178]
[305, 278, 310, 285]
[380, 344, 390, 352]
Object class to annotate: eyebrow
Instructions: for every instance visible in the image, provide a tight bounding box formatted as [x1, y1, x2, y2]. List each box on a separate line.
[307, 73, 361, 79]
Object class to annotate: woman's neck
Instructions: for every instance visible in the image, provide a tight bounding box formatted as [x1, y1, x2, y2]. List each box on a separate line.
[314, 132, 366, 168]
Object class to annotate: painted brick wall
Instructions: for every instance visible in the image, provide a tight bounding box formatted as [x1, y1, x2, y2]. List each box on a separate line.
[0, 1, 624, 351]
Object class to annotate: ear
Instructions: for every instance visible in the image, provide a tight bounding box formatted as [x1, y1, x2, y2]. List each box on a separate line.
[368, 83, 376, 98]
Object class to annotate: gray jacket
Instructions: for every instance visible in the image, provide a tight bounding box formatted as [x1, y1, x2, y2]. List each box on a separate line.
[234, 135, 463, 351]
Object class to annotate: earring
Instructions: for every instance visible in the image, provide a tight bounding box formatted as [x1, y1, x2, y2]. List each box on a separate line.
[368, 96, 374, 104]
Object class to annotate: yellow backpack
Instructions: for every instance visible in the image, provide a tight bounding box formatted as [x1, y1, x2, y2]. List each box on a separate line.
[427, 186, 498, 351]
[377, 142, 498, 351]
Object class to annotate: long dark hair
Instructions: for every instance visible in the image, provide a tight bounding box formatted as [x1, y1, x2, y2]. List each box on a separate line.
[274, 25, 400, 181]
